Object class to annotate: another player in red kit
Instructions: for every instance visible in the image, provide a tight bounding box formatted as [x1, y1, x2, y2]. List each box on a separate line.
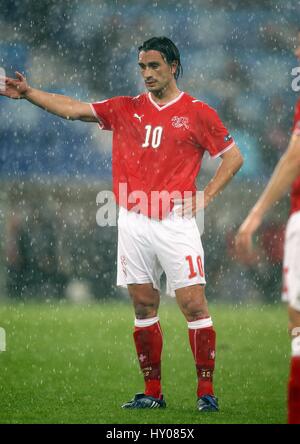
[0, 37, 243, 411]
[236, 34, 300, 424]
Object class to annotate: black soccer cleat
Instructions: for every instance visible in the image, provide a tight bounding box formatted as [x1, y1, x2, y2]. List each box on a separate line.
[121, 393, 166, 409]
[197, 394, 219, 412]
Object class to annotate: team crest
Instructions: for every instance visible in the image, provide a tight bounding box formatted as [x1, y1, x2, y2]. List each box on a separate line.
[171, 116, 190, 130]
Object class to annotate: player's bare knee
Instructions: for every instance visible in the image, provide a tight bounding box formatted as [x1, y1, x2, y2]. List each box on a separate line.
[176, 287, 209, 321]
[134, 302, 158, 319]
[185, 308, 209, 322]
[290, 322, 300, 338]
[288, 306, 300, 337]
[128, 283, 159, 319]
[179, 299, 209, 321]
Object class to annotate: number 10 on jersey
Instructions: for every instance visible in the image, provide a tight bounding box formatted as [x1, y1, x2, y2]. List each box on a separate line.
[142, 125, 163, 149]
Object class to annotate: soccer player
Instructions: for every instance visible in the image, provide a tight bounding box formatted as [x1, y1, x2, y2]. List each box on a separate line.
[235, 34, 300, 424]
[0, 37, 243, 411]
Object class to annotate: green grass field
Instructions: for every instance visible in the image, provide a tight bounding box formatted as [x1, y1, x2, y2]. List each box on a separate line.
[0, 300, 289, 424]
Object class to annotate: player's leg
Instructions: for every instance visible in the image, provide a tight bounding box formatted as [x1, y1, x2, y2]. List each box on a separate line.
[287, 305, 300, 424]
[128, 282, 160, 319]
[175, 284, 218, 411]
[117, 209, 165, 408]
[152, 213, 218, 411]
[127, 283, 163, 399]
[282, 213, 300, 423]
[122, 283, 165, 408]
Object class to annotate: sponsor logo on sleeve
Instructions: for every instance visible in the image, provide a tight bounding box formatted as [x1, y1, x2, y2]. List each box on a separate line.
[224, 134, 233, 142]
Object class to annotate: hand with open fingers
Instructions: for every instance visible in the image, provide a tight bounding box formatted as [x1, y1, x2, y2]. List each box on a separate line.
[235, 211, 262, 261]
[0, 71, 29, 99]
[174, 193, 205, 218]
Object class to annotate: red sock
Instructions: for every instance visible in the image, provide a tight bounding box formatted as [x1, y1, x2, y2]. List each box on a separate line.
[288, 356, 300, 424]
[133, 317, 163, 399]
[188, 317, 216, 398]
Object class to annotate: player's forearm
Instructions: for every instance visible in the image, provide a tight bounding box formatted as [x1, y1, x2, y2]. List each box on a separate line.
[251, 151, 300, 218]
[24, 87, 82, 120]
[204, 150, 243, 206]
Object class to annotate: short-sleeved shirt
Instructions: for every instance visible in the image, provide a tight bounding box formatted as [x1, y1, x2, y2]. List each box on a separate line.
[290, 98, 300, 215]
[90, 92, 235, 218]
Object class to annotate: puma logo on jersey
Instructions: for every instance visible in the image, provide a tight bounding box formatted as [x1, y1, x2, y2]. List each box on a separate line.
[134, 113, 144, 122]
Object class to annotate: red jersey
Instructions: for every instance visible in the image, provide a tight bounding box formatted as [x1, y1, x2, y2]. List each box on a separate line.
[290, 98, 300, 215]
[91, 92, 235, 218]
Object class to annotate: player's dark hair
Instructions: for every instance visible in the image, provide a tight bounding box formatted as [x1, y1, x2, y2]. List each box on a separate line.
[138, 36, 183, 80]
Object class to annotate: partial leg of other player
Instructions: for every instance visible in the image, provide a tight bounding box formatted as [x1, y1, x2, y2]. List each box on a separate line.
[288, 306, 300, 424]
[282, 213, 300, 423]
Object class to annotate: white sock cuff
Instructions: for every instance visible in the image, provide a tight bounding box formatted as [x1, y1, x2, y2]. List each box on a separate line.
[134, 316, 159, 328]
[188, 317, 213, 330]
[291, 335, 300, 357]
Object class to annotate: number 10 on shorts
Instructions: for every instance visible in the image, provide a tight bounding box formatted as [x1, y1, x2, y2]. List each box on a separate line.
[186, 255, 204, 279]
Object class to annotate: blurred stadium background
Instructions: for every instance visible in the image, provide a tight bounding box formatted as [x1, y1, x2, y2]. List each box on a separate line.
[0, 0, 299, 303]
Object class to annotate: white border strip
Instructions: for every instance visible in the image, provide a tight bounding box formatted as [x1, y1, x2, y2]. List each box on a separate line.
[292, 335, 300, 357]
[148, 91, 184, 111]
[89, 103, 105, 129]
[0, 67, 5, 92]
[211, 141, 235, 159]
[188, 317, 213, 330]
[135, 316, 159, 328]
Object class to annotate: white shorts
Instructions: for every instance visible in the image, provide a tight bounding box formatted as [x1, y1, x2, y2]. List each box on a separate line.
[282, 211, 300, 311]
[117, 206, 206, 297]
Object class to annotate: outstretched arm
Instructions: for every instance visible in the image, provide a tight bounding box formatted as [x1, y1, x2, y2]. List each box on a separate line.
[236, 134, 300, 254]
[0, 71, 96, 122]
